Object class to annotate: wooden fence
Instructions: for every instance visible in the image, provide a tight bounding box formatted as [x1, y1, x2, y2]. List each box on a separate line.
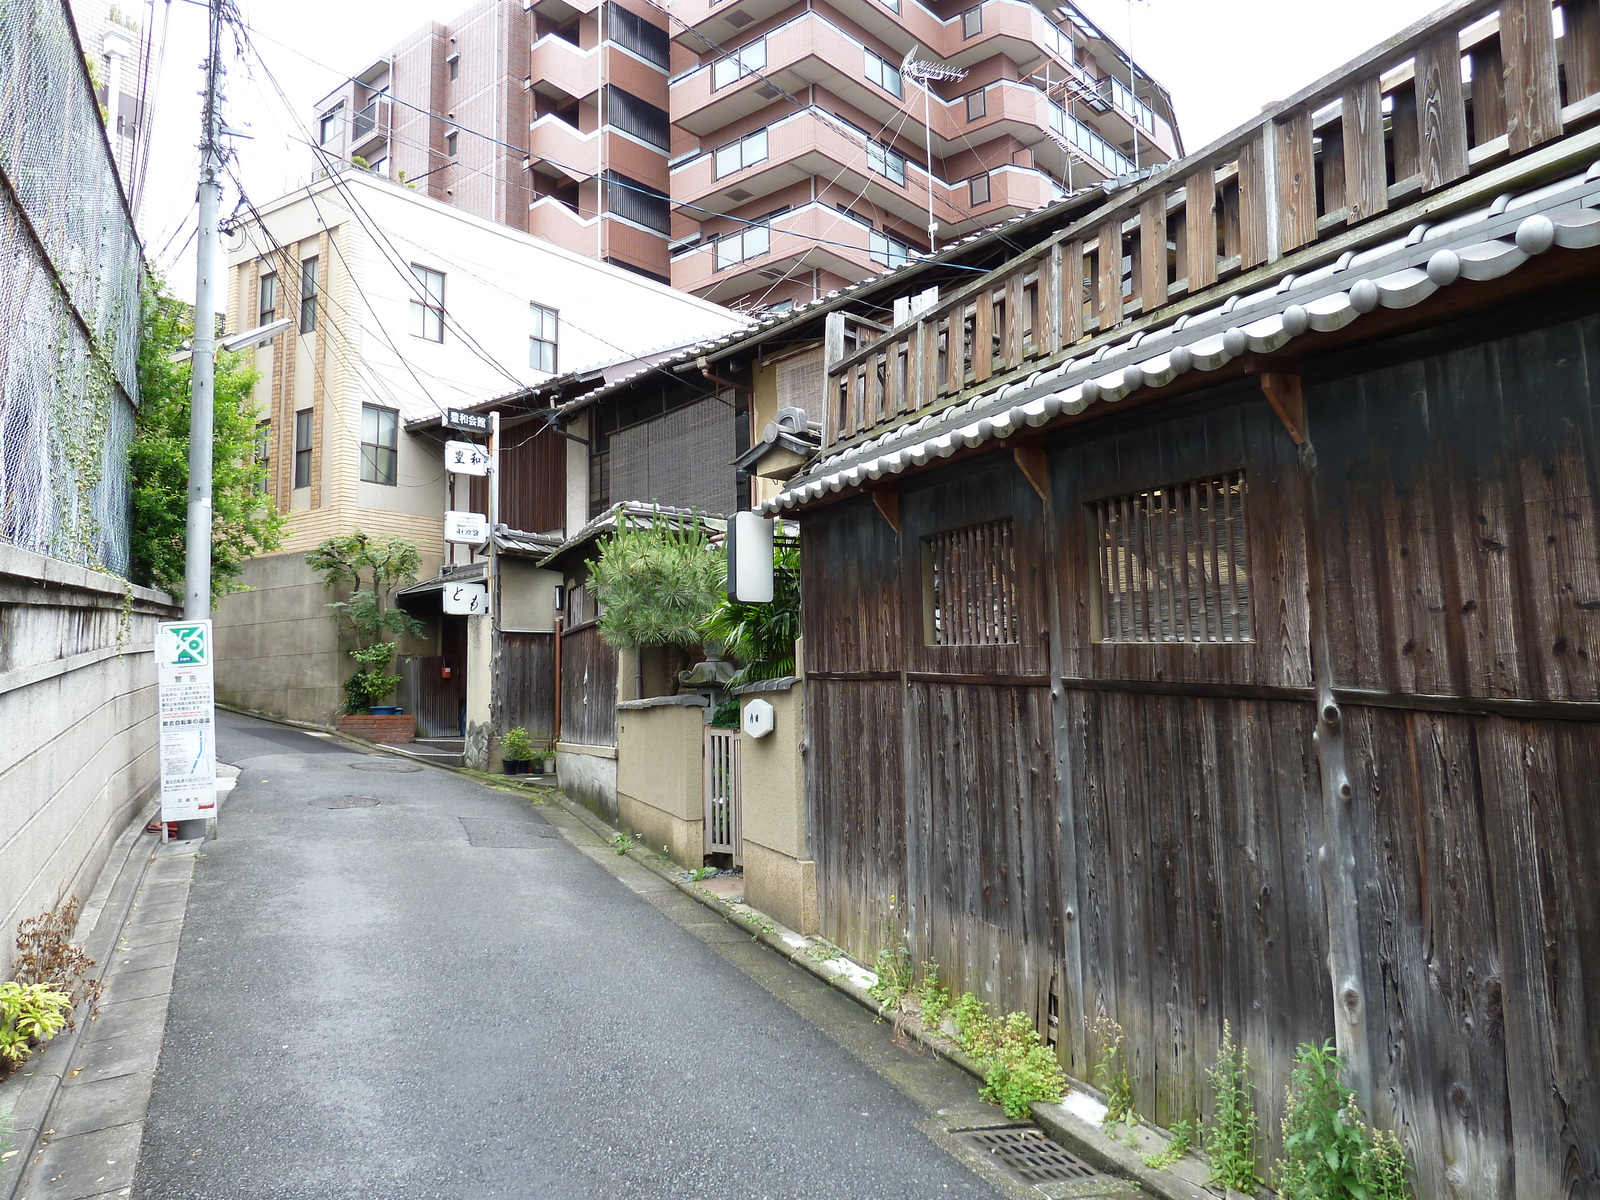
[703, 727, 742, 862]
[824, 0, 1600, 447]
[558, 622, 617, 747]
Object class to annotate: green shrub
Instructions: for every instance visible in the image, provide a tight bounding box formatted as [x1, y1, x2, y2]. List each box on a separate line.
[977, 1012, 1067, 1118]
[914, 962, 951, 1030]
[1275, 1040, 1411, 1200]
[0, 981, 71, 1069]
[501, 727, 535, 761]
[588, 509, 724, 650]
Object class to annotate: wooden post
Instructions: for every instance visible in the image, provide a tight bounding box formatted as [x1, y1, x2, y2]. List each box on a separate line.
[1298, 428, 1377, 1114]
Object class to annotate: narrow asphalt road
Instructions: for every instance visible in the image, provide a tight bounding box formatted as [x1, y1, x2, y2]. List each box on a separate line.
[132, 712, 1016, 1200]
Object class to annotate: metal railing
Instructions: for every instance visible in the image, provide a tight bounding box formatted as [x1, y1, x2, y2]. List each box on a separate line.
[823, 0, 1600, 448]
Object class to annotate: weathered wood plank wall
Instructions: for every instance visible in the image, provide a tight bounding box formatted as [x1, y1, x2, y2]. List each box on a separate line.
[500, 631, 555, 741]
[801, 295, 1600, 1193]
[559, 623, 617, 748]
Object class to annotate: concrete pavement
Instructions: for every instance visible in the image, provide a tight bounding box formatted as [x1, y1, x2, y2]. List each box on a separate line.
[104, 711, 1030, 1199]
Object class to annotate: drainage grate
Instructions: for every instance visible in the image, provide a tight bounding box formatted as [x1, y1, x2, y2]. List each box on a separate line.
[310, 795, 382, 809]
[953, 1126, 1100, 1185]
[349, 761, 422, 774]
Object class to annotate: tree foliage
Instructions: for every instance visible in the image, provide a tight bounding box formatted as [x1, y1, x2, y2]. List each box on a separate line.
[701, 539, 799, 685]
[129, 277, 284, 601]
[588, 510, 725, 650]
[305, 531, 425, 713]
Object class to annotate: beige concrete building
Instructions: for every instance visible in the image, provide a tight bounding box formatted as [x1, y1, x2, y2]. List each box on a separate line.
[215, 167, 745, 724]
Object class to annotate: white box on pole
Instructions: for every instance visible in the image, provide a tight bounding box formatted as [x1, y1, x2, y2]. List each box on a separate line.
[156, 620, 217, 824]
[445, 510, 488, 545]
[444, 440, 490, 476]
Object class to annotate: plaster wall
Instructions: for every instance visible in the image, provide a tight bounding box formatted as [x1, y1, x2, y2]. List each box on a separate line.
[464, 612, 494, 769]
[615, 698, 707, 866]
[555, 745, 617, 823]
[0, 545, 178, 977]
[737, 683, 816, 933]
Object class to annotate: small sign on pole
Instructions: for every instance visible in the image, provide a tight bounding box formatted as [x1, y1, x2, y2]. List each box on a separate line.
[445, 440, 490, 476]
[444, 409, 491, 434]
[445, 510, 489, 545]
[443, 581, 490, 615]
[156, 620, 217, 831]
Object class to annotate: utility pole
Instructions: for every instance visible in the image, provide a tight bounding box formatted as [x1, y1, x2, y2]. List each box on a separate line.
[184, 0, 224, 620]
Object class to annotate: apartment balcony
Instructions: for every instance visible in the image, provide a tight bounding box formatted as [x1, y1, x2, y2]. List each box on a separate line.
[349, 96, 391, 160]
[672, 107, 967, 231]
[527, 196, 602, 257]
[527, 115, 600, 181]
[671, 203, 887, 301]
[529, 34, 601, 104]
[524, 0, 599, 22]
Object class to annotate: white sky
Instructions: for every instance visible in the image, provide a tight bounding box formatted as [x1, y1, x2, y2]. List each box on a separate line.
[136, 0, 1449, 298]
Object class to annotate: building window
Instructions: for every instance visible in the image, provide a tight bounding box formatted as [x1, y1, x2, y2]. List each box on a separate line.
[879, 0, 899, 11]
[867, 140, 906, 186]
[293, 409, 313, 489]
[922, 518, 1018, 645]
[715, 223, 770, 269]
[606, 85, 670, 150]
[1091, 471, 1253, 643]
[714, 128, 768, 178]
[258, 272, 277, 325]
[318, 105, 344, 145]
[713, 38, 765, 90]
[360, 404, 399, 485]
[445, 130, 458, 156]
[447, 53, 460, 80]
[368, 155, 389, 177]
[966, 89, 986, 121]
[529, 303, 559, 372]
[969, 172, 990, 206]
[865, 50, 903, 98]
[607, 3, 669, 68]
[298, 256, 318, 334]
[409, 264, 445, 341]
[961, 5, 983, 37]
[869, 229, 913, 267]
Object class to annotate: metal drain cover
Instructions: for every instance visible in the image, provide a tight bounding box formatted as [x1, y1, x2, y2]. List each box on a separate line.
[953, 1126, 1100, 1185]
[349, 761, 422, 773]
[310, 795, 382, 809]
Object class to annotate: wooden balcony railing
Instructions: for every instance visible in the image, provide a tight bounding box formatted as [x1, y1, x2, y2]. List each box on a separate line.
[822, 0, 1600, 449]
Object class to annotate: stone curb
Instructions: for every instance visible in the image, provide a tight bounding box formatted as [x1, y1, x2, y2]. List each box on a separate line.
[241, 711, 1220, 1200]
[0, 800, 159, 1200]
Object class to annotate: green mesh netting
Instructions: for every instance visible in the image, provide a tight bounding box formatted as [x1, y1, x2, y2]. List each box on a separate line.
[0, 0, 143, 574]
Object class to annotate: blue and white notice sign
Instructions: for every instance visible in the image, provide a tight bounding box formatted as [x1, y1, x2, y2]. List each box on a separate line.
[156, 620, 217, 824]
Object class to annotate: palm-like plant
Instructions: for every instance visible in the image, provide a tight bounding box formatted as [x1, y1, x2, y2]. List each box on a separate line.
[701, 540, 799, 686]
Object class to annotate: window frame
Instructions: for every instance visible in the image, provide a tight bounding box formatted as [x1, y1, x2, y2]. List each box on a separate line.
[298, 256, 318, 334]
[921, 517, 1020, 647]
[867, 140, 906, 187]
[865, 49, 903, 98]
[715, 223, 770, 270]
[529, 303, 559, 372]
[447, 53, 460, 81]
[712, 38, 766, 91]
[409, 264, 446, 343]
[293, 409, 313, 489]
[969, 172, 991, 206]
[257, 271, 277, 326]
[318, 104, 344, 145]
[965, 88, 987, 121]
[359, 403, 399, 486]
[714, 127, 768, 179]
[869, 229, 913, 268]
[445, 130, 458, 156]
[961, 5, 983, 37]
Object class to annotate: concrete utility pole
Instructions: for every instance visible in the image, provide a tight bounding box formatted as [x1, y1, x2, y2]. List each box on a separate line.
[183, 0, 224, 620]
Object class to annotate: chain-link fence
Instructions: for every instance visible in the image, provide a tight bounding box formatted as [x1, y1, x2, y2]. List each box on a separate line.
[0, 0, 143, 575]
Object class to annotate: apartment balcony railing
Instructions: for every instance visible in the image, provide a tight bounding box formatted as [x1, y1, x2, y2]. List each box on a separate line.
[350, 96, 391, 157]
[528, 34, 602, 103]
[527, 115, 601, 180]
[822, 0, 1600, 449]
[527, 196, 602, 257]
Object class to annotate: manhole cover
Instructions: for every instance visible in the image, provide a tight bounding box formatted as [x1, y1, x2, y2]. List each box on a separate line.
[953, 1126, 1100, 1185]
[349, 761, 422, 773]
[310, 795, 382, 809]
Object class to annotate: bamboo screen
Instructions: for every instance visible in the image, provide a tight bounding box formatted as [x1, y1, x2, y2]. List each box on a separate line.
[923, 518, 1020, 646]
[1092, 471, 1253, 643]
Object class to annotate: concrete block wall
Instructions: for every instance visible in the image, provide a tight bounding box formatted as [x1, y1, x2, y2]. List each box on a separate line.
[212, 552, 345, 725]
[0, 544, 178, 978]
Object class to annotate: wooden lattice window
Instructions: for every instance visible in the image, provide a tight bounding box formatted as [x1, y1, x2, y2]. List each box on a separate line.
[1092, 471, 1253, 643]
[922, 518, 1019, 646]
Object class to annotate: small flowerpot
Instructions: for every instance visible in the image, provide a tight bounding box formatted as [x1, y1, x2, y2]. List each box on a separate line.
[502, 759, 529, 775]
[368, 705, 403, 716]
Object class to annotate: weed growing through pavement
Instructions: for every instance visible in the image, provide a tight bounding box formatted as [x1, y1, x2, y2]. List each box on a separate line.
[804, 937, 845, 965]
[1205, 1020, 1261, 1193]
[866, 895, 913, 1011]
[1144, 1118, 1198, 1169]
[610, 833, 635, 855]
[13, 896, 102, 1030]
[1090, 1009, 1139, 1140]
[914, 962, 951, 1030]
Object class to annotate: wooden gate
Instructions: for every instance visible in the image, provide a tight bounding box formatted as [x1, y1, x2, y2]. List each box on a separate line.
[703, 727, 742, 863]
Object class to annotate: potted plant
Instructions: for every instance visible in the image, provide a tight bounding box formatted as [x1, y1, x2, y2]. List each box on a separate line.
[501, 727, 535, 775]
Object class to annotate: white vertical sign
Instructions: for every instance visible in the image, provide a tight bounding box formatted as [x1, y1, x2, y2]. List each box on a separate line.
[156, 620, 217, 825]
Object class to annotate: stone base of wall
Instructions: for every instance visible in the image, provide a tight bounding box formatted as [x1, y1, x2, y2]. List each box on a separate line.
[743, 839, 818, 935]
[619, 791, 704, 868]
[334, 714, 415, 743]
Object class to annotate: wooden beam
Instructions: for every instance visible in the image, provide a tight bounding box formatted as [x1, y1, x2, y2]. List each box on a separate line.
[1014, 446, 1050, 501]
[871, 489, 900, 533]
[1259, 371, 1307, 444]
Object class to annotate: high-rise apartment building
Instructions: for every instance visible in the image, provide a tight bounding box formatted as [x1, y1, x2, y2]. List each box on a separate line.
[72, 0, 148, 203]
[313, 0, 1179, 313]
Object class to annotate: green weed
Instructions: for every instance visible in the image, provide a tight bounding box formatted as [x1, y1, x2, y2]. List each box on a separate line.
[1144, 1118, 1198, 1169]
[1205, 1021, 1261, 1193]
[610, 832, 635, 855]
[1275, 1040, 1411, 1200]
